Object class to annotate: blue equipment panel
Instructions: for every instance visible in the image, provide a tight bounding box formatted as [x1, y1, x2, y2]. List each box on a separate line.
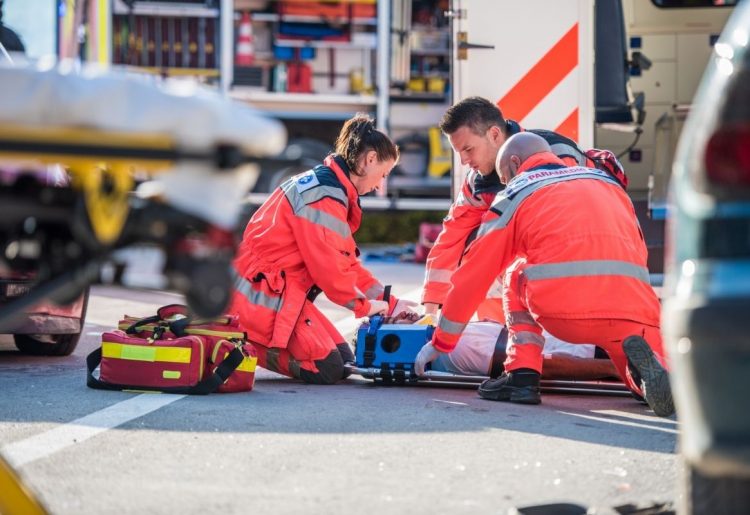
[355, 315, 434, 370]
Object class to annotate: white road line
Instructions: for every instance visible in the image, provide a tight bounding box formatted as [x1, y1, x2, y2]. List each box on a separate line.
[592, 409, 679, 425]
[2, 286, 425, 467]
[558, 411, 678, 434]
[2, 394, 186, 468]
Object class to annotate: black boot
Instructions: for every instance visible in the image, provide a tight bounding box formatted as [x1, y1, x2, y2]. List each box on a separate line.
[623, 336, 674, 417]
[478, 368, 541, 404]
[337, 343, 355, 380]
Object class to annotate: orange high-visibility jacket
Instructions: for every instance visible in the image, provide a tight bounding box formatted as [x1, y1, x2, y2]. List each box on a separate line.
[422, 124, 593, 322]
[432, 152, 659, 352]
[230, 155, 386, 350]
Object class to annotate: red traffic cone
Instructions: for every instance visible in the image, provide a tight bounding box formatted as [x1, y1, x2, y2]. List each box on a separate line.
[236, 12, 254, 66]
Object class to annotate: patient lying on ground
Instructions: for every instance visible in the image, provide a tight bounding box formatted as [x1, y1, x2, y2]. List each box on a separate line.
[357, 317, 618, 381]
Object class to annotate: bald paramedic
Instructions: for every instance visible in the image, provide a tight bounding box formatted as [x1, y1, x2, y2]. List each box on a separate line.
[415, 132, 673, 417]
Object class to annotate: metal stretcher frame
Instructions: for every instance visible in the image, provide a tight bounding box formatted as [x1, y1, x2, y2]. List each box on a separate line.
[348, 366, 632, 396]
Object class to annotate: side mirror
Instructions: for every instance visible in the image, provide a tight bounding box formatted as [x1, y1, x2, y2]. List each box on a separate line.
[630, 51, 653, 73]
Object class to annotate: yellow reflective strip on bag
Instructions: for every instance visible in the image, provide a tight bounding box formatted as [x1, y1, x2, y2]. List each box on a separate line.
[211, 341, 223, 364]
[162, 370, 181, 379]
[198, 340, 205, 378]
[237, 356, 258, 373]
[216, 352, 256, 372]
[101, 342, 192, 363]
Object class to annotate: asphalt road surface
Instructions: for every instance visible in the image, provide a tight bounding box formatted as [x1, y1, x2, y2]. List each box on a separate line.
[0, 261, 678, 515]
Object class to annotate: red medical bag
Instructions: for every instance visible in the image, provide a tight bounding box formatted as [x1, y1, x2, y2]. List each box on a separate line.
[87, 305, 257, 394]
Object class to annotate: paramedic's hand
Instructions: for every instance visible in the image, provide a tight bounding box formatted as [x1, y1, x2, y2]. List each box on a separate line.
[423, 302, 440, 316]
[415, 342, 441, 376]
[367, 300, 389, 317]
[389, 298, 419, 317]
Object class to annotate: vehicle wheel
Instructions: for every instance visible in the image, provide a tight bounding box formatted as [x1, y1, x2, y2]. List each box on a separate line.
[253, 163, 312, 193]
[684, 462, 750, 514]
[13, 288, 90, 357]
[253, 137, 330, 193]
[184, 260, 232, 319]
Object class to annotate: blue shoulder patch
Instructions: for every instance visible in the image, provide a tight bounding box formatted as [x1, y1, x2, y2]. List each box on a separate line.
[290, 165, 348, 208]
[294, 170, 320, 193]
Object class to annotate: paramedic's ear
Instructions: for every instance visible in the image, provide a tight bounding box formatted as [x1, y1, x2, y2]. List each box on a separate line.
[488, 124, 504, 145]
[495, 146, 514, 184]
[508, 155, 522, 179]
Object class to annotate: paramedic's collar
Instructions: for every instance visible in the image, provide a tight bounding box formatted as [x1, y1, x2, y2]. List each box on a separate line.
[473, 169, 504, 195]
[470, 118, 522, 195]
[330, 154, 352, 179]
[506, 119, 523, 136]
[324, 153, 363, 228]
[503, 152, 614, 197]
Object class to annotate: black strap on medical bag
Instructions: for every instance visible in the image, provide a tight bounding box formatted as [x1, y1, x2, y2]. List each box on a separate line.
[363, 285, 391, 367]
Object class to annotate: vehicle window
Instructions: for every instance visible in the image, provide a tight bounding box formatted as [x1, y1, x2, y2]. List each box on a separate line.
[3, 0, 56, 60]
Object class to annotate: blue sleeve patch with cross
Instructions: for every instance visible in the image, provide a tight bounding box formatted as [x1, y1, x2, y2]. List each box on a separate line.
[295, 171, 320, 193]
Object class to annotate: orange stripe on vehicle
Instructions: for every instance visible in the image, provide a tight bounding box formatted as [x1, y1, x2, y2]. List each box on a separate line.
[497, 24, 578, 122]
[554, 108, 579, 142]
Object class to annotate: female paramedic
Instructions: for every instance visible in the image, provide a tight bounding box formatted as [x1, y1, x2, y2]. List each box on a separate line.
[229, 114, 416, 384]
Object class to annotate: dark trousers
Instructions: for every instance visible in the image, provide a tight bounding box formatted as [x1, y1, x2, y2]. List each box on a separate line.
[253, 342, 354, 385]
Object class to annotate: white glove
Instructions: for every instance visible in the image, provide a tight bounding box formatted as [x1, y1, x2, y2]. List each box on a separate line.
[390, 298, 419, 316]
[367, 300, 389, 317]
[414, 342, 441, 376]
[422, 302, 440, 316]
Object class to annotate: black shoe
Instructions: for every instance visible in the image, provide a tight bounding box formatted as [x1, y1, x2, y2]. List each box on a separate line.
[478, 368, 541, 404]
[623, 335, 674, 417]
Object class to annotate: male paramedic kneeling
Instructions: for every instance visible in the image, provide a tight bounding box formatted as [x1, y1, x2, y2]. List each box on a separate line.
[230, 114, 417, 384]
[415, 132, 674, 417]
[421, 96, 627, 323]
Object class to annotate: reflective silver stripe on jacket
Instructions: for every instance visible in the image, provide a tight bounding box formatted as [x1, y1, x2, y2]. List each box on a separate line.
[232, 271, 283, 312]
[507, 311, 539, 327]
[283, 180, 349, 211]
[486, 277, 503, 298]
[344, 288, 368, 310]
[456, 186, 486, 208]
[478, 169, 619, 238]
[425, 268, 453, 284]
[524, 260, 651, 285]
[509, 331, 545, 348]
[438, 315, 466, 336]
[365, 283, 384, 299]
[283, 182, 352, 239]
[550, 142, 587, 166]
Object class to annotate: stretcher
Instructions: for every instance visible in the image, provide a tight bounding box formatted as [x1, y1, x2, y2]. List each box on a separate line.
[349, 315, 631, 396]
[0, 63, 287, 322]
